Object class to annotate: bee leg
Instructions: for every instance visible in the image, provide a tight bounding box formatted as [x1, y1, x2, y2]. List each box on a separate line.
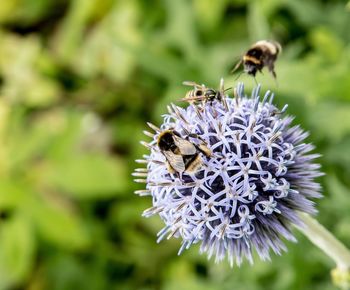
[185, 134, 211, 158]
[221, 96, 228, 112]
[172, 130, 182, 138]
[197, 144, 211, 157]
[175, 171, 182, 180]
[186, 133, 205, 142]
[271, 69, 277, 79]
[269, 65, 279, 86]
[208, 102, 218, 118]
[271, 68, 279, 86]
[234, 70, 244, 81]
[185, 133, 208, 147]
[267, 63, 276, 78]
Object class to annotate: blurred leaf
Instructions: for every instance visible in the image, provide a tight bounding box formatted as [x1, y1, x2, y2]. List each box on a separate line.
[193, 0, 228, 31]
[0, 179, 29, 211]
[44, 254, 104, 290]
[247, 1, 270, 40]
[0, 33, 60, 107]
[309, 27, 344, 62]
[322, 175, 350, 250]
[285, 0, 324, 28]
[326, 136, 350, 162]
[335, 219, 350, 246]
[0, 100, 10, 176]
[44, 110, 85, 160]
[165, 260, 218, 290]
[73, 0, 141, 82]
[163, 0, 199, 55]
[324, 174, 350, 214]
[308, 102, 350, 142]
[0, 0, 53, 25]
[0, 1, 17, 24]
[7, 111, 58, 171]
[47, 154, 128, 199]
[131, 43, 189, 83]
[0, 214, 35, 289]
[53, 0, 97, 62]
[29, 198, 90, 250]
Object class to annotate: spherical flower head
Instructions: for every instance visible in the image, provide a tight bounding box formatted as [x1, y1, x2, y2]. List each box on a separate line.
[135, 82, 323, 266]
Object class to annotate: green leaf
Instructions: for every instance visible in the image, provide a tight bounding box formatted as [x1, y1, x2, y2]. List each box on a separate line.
[54, 0, 98, 62]
[0, 33, 60, 107]
[326, 137, 350, 167]
[324, 175, 350, 211]
[29, 199, 91, 250]
[73, 1, 141, 82]
[308, 102, 350, 142]
[163, 0, 199, 54]
[47, 154, 128, 199]
[309, 27, 344, 62]
[247, 1, 270, 40]
[193, 0, 228, 31]
[0, 214, 35, 289]
[0, 179, 28, 209]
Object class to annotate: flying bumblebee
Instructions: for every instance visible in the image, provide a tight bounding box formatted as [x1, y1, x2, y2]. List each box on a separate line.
[181, 79, 229, 110]
[232, 40, 282, 79]
[157, 129, 211, 174]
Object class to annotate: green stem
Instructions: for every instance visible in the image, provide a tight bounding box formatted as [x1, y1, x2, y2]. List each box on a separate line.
[297, 212, 350, 289]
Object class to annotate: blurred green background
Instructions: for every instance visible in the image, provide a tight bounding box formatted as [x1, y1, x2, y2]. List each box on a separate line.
[0, 0, 350, 289]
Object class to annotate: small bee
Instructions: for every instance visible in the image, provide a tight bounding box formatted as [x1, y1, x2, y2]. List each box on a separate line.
[232, 40, 282, 79]
[157, 129, 211, 174]
[181, 79, 229, 110]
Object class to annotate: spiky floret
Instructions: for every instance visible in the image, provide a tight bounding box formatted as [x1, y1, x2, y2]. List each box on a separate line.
[135, 82, 322, 266]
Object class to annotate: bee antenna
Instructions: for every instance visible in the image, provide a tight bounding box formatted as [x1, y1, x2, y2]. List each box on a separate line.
[218, 78, 224, 95]
[253, 77, 258, 86]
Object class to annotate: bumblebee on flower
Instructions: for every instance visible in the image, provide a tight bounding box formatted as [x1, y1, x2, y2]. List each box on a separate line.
[135, 80, 322, 266]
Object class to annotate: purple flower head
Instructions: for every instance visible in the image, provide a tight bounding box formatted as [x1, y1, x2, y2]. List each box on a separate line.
[134, 82, 322, 266]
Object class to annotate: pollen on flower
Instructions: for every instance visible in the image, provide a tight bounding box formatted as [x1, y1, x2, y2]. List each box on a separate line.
[134, 82, 323, 266]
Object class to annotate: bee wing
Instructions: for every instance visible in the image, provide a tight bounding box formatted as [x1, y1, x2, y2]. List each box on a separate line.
[163, 151, 185, 173]
[180, 95, 205, 102]
[255, 40, 282, 55]
[273, 41, 282, 54]
[182, 81, 202, 88]
[173, 136, 197, 155]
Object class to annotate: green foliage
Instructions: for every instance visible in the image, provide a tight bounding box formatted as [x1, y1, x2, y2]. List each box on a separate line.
[0, 0, 349, 289]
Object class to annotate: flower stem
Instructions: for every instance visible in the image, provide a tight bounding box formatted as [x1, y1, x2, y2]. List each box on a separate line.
[297, 212, 350, 289]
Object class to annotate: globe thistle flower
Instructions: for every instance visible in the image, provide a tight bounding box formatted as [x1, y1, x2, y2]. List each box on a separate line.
[134, 82, 322, 266]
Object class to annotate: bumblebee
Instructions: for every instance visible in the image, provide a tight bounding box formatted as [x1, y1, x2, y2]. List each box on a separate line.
[232, 40, 282, 79]
[157, 129, 211, 174]
[181, 79, 229, 110]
